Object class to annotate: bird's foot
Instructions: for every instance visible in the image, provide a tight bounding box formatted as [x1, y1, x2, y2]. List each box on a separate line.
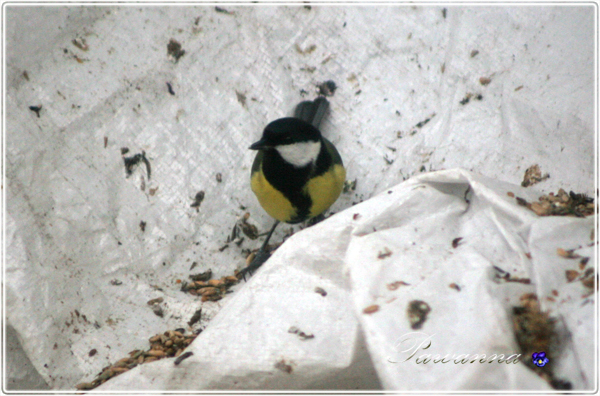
[237, 249, 271, 281]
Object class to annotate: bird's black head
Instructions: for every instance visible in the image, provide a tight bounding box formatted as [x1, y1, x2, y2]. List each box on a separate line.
[250, 117, 321, 150]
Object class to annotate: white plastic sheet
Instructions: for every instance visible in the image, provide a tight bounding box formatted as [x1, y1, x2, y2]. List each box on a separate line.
[95, 169, 595, 391]
[4, 5, 595, 391]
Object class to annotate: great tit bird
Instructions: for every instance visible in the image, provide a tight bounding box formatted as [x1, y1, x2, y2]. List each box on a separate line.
[240, 97, 345, 278]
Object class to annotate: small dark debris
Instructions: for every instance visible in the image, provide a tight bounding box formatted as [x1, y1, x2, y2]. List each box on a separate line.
[29, 105, 42, 118]
[216, 173, 222, 183]
[522, 164, 550, 187]
[188, 308, 202, 327]
[215, 6, 234, 15]
[516, 197, 528, 206]
[407, 300, 431, 329]
[288, 326, 314, 340]
[442, 8, 447, 18]
[479, 77, 492, 86]
[189, 269, 212, 282]
[72, 37, 89, 51]
[238, 215, 258, 240]
[120, 147, 129, 155]
[123, 151, 151, 180]
[470, 49, 479, 58]
[190, 261, 198, 271]
[387, 281, 410, 290]
[314, 287, 327, 297]
[449, 283, 461, 291]
[147, 297, 164, 305]
[191, 191, 205, 209]
[139, 221, 146, 232]
[104, 136, 108, 148]
[459, 94, 472, 105]
[88, 349, 97, 357]
[274, 359, 293, 374]
[110, 279, 122, 286]
[235, 90, 247, 107]
[494, 267, 531, 284]
[180, 281, 189, 293]
[174, 351, 193, 365]
[569, 191, 594, 205]
[415, 113, 435, 128]
[298, 332, 314, 340]
[304, 5, 311, 10]
[317, 80, 337, 97]
[565, 269, 579, 282]
[167, 39, 186, 62]
[166, 82, 175, 95]
[378, 247, 392, 259]
[452, 237, 463, 248]
[152, 305, 164, 318]
[23, 70, 30, 81]
[343, 179, 357, 193]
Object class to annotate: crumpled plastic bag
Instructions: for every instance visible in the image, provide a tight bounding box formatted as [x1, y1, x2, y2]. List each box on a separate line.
[96, 169, 595, 391]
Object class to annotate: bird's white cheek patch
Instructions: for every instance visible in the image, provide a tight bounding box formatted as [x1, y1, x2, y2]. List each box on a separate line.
[275, 141, 321, 168]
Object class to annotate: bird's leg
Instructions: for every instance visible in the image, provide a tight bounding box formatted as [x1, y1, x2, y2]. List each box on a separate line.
[238, 220, 279, 280]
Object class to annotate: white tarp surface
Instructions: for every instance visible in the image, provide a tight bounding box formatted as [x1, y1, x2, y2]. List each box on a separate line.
[4, 4, 596, 391]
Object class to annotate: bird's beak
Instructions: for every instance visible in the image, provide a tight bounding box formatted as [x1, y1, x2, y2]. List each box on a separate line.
[249, 139, 270, 150]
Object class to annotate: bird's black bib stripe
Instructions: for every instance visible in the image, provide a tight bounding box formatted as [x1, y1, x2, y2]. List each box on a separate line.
[260, 139, 333, 224]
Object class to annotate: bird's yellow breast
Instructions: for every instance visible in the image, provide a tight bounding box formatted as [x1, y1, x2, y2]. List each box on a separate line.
[251, 170, 297, 223]
[305, 164, 346, 218]
[250, 163, 346, 223]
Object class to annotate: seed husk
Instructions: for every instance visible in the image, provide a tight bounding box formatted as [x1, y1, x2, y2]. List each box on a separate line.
[146, 349, 166, 357]
[76, 382, 95, 390]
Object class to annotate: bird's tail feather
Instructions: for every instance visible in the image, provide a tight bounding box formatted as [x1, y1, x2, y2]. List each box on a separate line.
[293, 97, 329, 129]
